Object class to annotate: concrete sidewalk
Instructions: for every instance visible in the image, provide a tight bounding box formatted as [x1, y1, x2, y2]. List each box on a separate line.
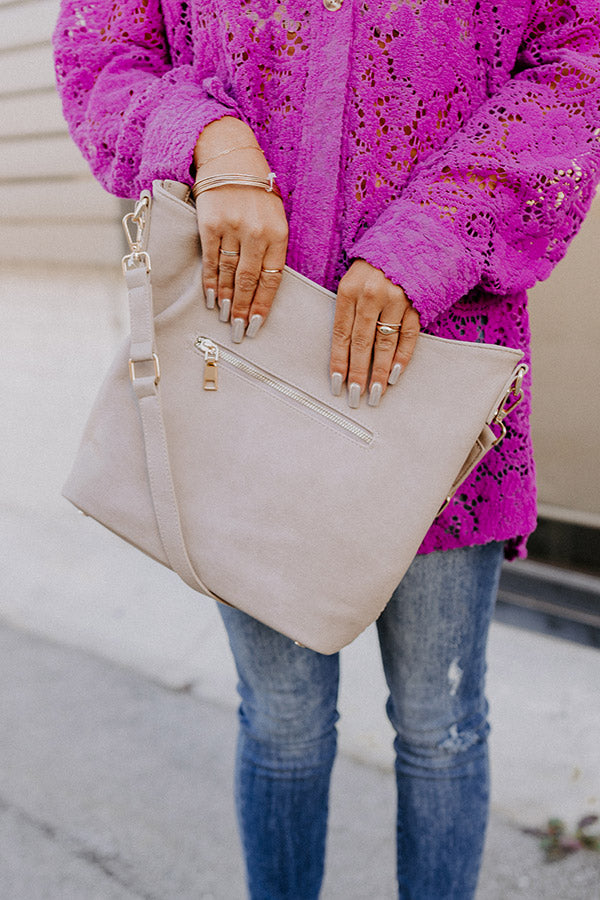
[1, 620, 599, 900]
[1, 264, 600, 897]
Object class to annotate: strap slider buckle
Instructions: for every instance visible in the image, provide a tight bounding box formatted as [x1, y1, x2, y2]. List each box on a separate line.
[122, 250, 151, 275]
[129, 353, 161, 385]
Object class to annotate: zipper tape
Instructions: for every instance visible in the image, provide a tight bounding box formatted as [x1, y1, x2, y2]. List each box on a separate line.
[195, 337, 373, 444]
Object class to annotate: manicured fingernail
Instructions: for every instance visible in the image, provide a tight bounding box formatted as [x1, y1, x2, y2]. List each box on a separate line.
[331, 372, 343, 396]
[219, 298, 231, 322]
[348, 382, 361, 409]
[388, 363, 403, 385]
[231, 317, 245, 343]
[368, 382, 383, 407]
[205, 287, 216, 309]
[246, 314, 264, 338]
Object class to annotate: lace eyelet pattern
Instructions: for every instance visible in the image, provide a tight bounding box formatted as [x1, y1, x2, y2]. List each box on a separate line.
[53, 0, 600, 558]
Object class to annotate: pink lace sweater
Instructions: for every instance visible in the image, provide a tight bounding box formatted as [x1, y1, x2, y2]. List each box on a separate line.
[53, 0, 600, 559]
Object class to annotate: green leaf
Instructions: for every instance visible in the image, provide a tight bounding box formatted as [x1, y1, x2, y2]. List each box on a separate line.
[547, 818, 565, 836]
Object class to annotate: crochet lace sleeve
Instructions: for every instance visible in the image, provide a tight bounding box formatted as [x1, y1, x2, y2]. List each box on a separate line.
[350, 0, 600, 326]
[53, 0, 242, 197]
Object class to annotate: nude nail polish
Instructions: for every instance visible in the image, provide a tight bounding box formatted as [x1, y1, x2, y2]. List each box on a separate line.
[348, 382, 361, 409]
[388, 363, 403, 385]
[246, 314, 264, 338]
[231, 317, 245, 343]
[219, 298, 231, 323]
[368, 382, 383, 407]
[205, 287, 216, 309]
[331, 372, 343, 396]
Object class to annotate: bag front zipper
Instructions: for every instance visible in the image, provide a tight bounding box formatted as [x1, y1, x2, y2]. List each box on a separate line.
[194, 337, 373, 445]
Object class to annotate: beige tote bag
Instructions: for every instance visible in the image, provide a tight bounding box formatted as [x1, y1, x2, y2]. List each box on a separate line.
[63, 180, 526, 654]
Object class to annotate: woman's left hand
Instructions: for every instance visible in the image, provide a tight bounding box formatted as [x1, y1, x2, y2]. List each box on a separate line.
[330, 259, 421, 408]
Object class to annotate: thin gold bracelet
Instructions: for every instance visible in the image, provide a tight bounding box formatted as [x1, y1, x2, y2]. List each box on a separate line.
[195, 145, 264, 168]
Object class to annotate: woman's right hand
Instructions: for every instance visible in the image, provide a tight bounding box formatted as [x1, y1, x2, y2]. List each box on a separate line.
[193, 117, 289, 341]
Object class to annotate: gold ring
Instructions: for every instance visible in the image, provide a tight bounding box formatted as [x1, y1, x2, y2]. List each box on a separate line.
[376, 321, 401, 335]
[219, 248, 240, 257]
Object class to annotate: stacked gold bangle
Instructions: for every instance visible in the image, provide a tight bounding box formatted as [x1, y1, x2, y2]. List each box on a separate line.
[192, 172, 282, 200]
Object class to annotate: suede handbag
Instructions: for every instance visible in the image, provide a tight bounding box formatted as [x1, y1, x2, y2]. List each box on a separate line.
[63, 180, 526, 654]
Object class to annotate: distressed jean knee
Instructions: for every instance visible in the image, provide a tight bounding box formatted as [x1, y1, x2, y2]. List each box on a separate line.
[393, 714, 490, 776]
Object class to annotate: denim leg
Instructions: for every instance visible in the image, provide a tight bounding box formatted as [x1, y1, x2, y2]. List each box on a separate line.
[218, 603, 340, 900]
[377, 542, 504, 900]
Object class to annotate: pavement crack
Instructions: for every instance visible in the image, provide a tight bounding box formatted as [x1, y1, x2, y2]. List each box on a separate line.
[0, 793, 159, 900]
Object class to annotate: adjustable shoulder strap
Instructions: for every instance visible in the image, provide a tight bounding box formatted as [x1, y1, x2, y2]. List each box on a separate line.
[124, 259, 215, 598]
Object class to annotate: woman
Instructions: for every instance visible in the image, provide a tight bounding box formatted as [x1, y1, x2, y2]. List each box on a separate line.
[54, 2, 600, 897]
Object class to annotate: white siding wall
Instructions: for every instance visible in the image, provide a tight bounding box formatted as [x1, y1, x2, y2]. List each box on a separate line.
[0, 0, 122, 267]
[529, 197, 600, 525]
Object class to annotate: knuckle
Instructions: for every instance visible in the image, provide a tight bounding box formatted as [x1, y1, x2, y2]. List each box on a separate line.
[404, 307, 421, 326]
[271, 223, 289, 244]
[336, 278, 357, 302]
[361, 284, 379, 304]
[389, 283, 405, 302]
[248, 223, 267, 241]
[331, 323, 351, 343]
[201, 222, 219, 239]
[236, 269, 259, 292]
[334, 291, 358, 318]
[225, 213, 243, 231]
[351, 333, 373, 353]
[400, 326, 420, 341]
[219, 259, 238, 275]
[259, 271, 283, 290]
[375, 334, 398, 349]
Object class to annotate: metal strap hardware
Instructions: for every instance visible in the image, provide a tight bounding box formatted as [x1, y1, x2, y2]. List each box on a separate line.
[436, 363, 528, 516]
[490, 364, 527, 445]
[123, 192, 160, 386]
[122, 192, 152, 273]
[128, 353, 161, 386]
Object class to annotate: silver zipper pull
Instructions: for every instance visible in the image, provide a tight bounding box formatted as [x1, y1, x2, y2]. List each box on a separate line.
[196, 338, 219, 391]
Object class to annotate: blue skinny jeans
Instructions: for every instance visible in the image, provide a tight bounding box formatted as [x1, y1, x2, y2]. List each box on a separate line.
[218, 541, 504, 900]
